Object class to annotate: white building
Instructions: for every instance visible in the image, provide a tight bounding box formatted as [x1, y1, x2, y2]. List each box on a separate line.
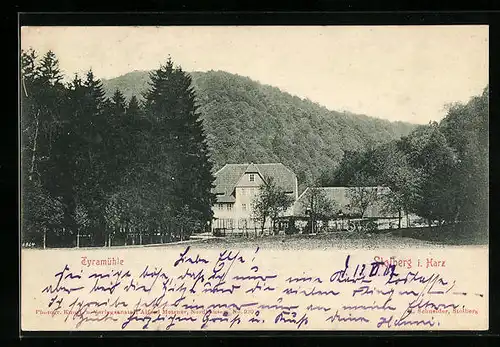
[211, 163, 298, 231]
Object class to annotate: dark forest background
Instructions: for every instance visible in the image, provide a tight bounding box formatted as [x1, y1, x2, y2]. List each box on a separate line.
[21, 50, 215, 247]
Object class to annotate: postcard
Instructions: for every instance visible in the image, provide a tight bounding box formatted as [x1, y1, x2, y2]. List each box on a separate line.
[20, 25, 489, 332]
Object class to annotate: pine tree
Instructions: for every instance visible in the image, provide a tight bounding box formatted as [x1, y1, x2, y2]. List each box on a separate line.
[21, 49, 38, 181]
[38, 50, 63, 86]
[111, 89, 127, 114]
[22, 50, 66, 185]
[144, 58, 216, 237]
[123, 94, 145, 182]
[127, 95, 142, 118]
[21, 49, 70, 246]
[61, 70, 111, 245]
[107, 89, 128, 177]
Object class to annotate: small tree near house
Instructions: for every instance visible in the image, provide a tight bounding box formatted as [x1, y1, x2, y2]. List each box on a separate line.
[252, 176, 294, 236]
[379, 189, 404, 229]
[347, 187, 379, 218]
[301, 186, 336, 234]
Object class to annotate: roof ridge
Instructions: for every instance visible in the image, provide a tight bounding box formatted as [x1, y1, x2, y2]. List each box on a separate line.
[296, 187, 310, 201]
[249, 163, 266, 181]
[214, 162, 298, 200]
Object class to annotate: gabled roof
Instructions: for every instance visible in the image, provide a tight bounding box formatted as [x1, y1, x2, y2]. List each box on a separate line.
[245, 163, 261, 174]
[256, 163, 297, 193]
[213, 163, 297, 202]
[213, 164, 249, 196]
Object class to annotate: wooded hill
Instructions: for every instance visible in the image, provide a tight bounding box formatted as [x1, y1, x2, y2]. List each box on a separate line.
[102, 70, 416, 189]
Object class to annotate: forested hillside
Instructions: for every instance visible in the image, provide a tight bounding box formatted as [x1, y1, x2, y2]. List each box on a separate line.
[103, 70, 416, 189]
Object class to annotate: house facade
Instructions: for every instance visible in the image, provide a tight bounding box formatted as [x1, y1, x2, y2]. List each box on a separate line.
[212, 163, 298, 231]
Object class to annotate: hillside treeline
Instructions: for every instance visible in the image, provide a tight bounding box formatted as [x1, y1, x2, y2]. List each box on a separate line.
[21, 49, 215, 247]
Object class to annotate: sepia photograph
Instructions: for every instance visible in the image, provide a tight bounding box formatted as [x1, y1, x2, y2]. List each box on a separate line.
[20, 25, 489, 332]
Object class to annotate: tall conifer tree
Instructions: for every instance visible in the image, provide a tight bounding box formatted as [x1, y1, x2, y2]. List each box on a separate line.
[144, 58, 216, 236]
[64, 70, 110, 245]
[21, 50, 69, 245]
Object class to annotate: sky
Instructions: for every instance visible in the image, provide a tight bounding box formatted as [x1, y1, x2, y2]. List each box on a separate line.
[21, 26, 488, 124]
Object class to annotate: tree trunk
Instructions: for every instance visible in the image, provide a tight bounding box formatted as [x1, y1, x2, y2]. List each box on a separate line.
[22, 76, 29, 97]
[398, 209, 402, 229]
[99, 216, 107, 247]
[310, 199, 314, 234]
[62, 195, 77, 237]
[29, 111, 40, 181]
[124, 225, 128, 246]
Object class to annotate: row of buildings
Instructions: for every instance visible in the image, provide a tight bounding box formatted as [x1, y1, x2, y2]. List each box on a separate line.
[211, 162, 394, 232]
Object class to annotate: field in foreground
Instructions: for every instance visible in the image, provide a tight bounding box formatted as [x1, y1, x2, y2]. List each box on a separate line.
[181, 233, 443, 251]
[180, 230, 488, 251]
[44, 231, 484, 252]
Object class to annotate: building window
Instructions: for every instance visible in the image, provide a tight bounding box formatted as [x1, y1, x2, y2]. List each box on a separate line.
[249, 174, 255, 182]
[217, 203, 224, 210]
[242, 204, 247, 211]
[227, 204, 233, 211]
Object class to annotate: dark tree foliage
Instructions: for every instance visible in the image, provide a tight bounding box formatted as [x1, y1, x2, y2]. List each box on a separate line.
[329, 87, 488, 232]
[143, 58, 216, 237]
[439, 87, 488, 225]
[127, 95, 143, 118]
[21, 49, 68, 245]
[21, 50, 216, 247]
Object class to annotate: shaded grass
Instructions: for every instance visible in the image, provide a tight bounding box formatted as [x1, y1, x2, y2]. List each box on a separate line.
[389, 224, 488, 246]
[165, 225, 488, 250]
[161, 232, 444, 251]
